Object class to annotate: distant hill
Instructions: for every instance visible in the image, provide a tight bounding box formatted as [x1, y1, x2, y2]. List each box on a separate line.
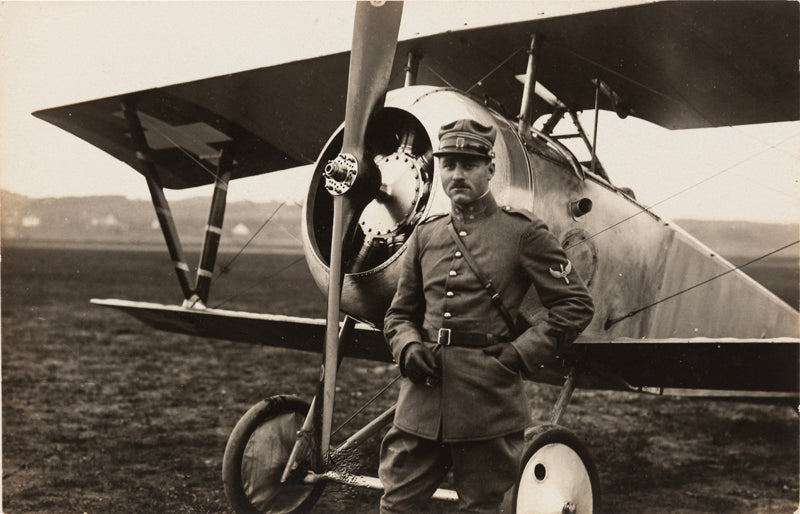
[674, 219, 799, 261]
[2, 190, 797, 261]
[1, 190, 303, 251]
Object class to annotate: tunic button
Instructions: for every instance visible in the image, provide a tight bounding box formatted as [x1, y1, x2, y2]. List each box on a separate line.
[443, 312, 452, 319]
[449, 270, 457, 277]
[446, 291, 454, 297]
[459, 231, 467, 237]
[455, 251, 462, 258]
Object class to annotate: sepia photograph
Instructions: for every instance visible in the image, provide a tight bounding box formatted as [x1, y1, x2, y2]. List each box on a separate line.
[2, 1, 798, 512]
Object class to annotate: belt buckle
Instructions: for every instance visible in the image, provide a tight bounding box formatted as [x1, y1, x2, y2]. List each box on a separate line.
[438, 328, 452, 346]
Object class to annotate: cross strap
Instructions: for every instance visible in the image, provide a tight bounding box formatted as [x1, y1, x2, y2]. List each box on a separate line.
[446, 221, 518, 335]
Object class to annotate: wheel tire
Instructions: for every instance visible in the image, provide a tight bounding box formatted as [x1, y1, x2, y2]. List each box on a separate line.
[222, 395, 324, 514]
[513, 424, 599, 514]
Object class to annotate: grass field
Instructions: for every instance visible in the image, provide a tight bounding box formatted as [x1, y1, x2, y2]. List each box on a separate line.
[2, 246, 798, 513]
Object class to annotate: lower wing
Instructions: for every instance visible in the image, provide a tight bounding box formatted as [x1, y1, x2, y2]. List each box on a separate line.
[93, 299, 799, 397]
[91, 298, 392, 362]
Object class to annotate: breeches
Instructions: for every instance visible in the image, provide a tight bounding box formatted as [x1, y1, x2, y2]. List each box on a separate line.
[378, 425, 524, 514]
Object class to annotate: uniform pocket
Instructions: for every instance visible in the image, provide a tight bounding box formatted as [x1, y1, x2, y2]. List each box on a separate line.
[448, 347, 519, 386]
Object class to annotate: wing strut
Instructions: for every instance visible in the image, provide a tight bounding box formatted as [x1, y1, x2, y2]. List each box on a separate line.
[193, 146, 233, 306]
[403, 52, 420, 88]
[517, 34, 540, 137]
[121, 99, 194, 301]
[121, 98, 236, 307]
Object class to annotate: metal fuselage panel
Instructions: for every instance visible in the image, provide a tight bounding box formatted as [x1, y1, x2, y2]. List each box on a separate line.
[532, 160, 799, 340]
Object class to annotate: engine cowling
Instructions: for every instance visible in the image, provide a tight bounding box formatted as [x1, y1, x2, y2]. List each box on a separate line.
[302, 86, 532, 327]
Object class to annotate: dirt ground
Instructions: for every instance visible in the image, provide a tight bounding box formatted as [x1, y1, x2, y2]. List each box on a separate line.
[2, 246, 798, 513]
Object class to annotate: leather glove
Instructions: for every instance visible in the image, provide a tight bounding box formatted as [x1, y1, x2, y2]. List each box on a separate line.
[525, 335, 561, 367]
[483, 343, 524, 372]
[403, 342, 440, 385]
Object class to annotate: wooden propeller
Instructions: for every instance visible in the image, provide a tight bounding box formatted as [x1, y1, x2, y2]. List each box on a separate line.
[320, 0, 403, 458]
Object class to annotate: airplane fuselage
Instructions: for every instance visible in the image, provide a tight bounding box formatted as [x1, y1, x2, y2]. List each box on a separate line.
[302, 86, 799, 341]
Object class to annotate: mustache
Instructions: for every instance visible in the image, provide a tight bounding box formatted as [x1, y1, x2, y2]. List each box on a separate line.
[449, 181, 470, 189]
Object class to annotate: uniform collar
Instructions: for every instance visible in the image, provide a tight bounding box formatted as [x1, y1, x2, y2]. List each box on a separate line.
[451, 192, 498, 223]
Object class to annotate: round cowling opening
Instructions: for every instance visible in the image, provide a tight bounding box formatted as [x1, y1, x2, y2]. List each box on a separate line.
[301, 85, 533, 326]
[305, 108, 433, 275]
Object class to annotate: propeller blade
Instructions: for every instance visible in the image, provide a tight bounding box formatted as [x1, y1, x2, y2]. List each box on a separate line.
[341, 0, 404, 156]
[320, 1, 404, 459]
[321, 195, 345, 453]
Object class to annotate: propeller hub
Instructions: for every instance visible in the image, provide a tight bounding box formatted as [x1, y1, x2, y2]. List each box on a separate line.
[324, 153, 358, 195]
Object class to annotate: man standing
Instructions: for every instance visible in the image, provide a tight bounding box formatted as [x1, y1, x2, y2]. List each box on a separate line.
[379, 118, 595, 513]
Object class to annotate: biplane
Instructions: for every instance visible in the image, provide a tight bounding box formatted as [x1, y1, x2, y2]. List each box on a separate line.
[33, 1, 799, 512]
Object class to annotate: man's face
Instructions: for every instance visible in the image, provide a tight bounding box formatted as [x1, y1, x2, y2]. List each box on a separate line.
[439, 155, 495, 206]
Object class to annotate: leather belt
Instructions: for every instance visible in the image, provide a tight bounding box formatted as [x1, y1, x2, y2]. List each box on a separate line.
[425, 328, 507, 348]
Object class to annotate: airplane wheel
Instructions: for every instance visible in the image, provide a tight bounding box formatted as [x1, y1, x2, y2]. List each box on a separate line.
[514, 425, 599, 514]
[223, 395, 324, 514]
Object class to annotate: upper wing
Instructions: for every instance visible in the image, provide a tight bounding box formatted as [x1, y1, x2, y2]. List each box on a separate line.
[34, 1, 798, 190]
[399, 1, 799, 130]
[31, 52, 352, 189]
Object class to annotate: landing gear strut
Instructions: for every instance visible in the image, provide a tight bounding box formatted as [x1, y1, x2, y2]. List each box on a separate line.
[514, 368, 599, 513]
[222, 396, 324, 514]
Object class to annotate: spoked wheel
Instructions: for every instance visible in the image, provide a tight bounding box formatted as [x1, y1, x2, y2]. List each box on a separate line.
[222, 395, 324, 514]
[514, 425, 599, 514]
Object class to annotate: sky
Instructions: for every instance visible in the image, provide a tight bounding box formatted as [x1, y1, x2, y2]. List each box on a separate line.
[1, 1, 798, 223]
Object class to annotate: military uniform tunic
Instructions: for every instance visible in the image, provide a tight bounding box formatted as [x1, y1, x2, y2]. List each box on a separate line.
[384, 193, 594, 442]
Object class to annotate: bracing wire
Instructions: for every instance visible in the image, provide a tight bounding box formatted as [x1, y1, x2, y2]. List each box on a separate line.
[419, 37, 523, 93]
[331, 374, 401, 437]
[206, 201, 303, 310]
[729, 170, 800, 201]
[558, 43, 678, 105]
[586, 109, 800, 200]
[565, 169, 724, 251]
[146, 125, 225, 185]
[605, 239, 799, 329]
[212, 201, 286, 281]
[421, 63, 455, 88]
[565, 131, 800, 252]
[556, 35, 800, 164]
[730, 129, 800, 162]
[466, 46, 524, 93]
[211, 254, 307, 310]
[555, 34, 722, 135]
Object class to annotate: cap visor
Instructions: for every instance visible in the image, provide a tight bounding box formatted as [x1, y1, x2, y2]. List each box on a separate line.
[432, 149, 492, 158]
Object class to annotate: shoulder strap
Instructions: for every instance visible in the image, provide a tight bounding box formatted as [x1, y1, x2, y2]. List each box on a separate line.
[446, 221, 518, 335]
